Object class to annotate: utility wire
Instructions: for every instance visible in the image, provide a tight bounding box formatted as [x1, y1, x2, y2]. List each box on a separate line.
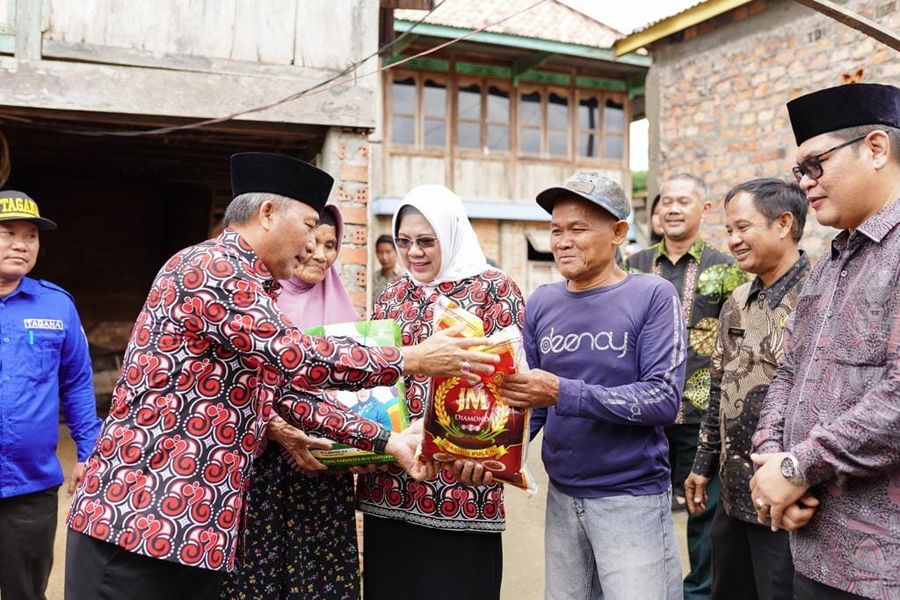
[29, 0, 547, 137]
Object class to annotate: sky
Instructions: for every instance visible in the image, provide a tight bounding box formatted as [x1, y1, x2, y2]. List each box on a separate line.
[630, 119, 648, 171]
[557, 0, 700, 34]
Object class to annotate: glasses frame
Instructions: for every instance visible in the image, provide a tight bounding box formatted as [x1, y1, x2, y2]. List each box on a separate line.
[394, 235, 438, 250]
[792, 134, 868, 183]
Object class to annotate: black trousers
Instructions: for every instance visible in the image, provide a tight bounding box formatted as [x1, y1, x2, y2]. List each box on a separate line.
[668, 423, 717, 600]
[65, 529, 225, 600]
[667, 423, 698, 499]
[363, 514, 502, 600]
[793, 573, 868, 600]
[709, 503, 794, 600]
[0, 486, 58, 600]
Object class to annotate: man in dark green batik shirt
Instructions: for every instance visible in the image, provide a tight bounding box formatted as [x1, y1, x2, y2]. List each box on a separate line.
[626, 173, 747, 600]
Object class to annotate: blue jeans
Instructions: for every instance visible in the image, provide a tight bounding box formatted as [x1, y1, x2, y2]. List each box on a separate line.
[545, 483, 683, 600]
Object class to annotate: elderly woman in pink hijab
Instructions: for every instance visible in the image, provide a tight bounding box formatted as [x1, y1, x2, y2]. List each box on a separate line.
[221, 205, 362, 600]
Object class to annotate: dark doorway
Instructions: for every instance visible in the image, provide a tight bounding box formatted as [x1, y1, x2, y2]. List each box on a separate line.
[0, 107, 326, 408]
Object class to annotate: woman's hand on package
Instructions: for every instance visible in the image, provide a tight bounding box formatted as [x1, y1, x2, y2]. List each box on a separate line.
[400, 324, 499, 384]
[499, 369, 560, 409]
[385, 428, 428, 481]
[448, 459, 495, 487]
[266, 416, 330, 474]
[415, 456, 494, 486]
[416, 459, 441, 480]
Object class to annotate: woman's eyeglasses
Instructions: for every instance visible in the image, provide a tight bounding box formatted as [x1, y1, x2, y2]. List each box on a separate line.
[792, 135, 867, 183]
[394, 236, 437, 250]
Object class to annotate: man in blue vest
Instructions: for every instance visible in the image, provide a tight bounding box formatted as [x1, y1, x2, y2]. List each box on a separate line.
[0, 190, 101, 600]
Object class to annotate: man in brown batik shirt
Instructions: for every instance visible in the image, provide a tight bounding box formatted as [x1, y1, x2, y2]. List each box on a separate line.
[687, 178, 810, 600]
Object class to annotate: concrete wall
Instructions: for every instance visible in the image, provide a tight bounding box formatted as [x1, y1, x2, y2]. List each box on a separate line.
[645, 0, 900, 257]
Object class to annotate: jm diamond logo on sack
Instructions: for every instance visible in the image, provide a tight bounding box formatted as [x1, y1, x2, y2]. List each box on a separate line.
[420, 297, 534, 490]
[539, 327, 628, 357]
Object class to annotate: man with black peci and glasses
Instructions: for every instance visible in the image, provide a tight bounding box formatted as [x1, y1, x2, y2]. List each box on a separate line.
[751, 83, 900, 600]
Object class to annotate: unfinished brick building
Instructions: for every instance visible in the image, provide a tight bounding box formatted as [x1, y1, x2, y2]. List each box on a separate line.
[617, 0, 899, 256]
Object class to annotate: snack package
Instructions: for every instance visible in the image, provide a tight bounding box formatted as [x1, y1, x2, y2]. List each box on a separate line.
[294, 319, 410, 468]
[420, 298, 534, 491]
[432, 296, 485, 338]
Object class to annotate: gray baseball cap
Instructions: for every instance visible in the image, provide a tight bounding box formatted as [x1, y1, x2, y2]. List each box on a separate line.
[536, 171, 631, 220]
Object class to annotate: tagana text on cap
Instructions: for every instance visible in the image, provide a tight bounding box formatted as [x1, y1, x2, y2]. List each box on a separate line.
[0, 190, 58, 231]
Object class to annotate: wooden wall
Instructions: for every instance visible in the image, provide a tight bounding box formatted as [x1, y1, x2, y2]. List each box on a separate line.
[0, 0, 379, 128]
[384, 155, 626, 205]
[43, 0, 376, 74]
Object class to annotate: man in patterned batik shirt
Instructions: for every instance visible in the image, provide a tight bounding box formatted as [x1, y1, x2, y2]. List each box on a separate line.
[751, 83, 900, 600]
[626, 173, 747, 600]
[64, 153, 498, 600]
[685, 178, 810, 600]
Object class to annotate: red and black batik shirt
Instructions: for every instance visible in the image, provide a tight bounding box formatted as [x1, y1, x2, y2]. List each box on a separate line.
[67, 230, 402, 571]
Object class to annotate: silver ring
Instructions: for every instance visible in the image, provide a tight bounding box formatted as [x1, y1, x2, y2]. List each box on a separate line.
[754, 497, 768, 510]
[461, 361, 472, 373]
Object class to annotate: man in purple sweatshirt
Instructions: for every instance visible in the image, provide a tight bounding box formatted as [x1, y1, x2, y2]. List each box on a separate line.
[501, 171, 688, 600]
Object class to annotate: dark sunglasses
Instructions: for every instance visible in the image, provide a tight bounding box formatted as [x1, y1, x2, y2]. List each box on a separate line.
[394, 236, 437, 250]
[792, 135, 867, 183]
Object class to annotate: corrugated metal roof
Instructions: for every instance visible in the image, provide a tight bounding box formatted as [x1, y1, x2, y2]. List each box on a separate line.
[627, 0, 711, 36]
[614, 0, 753, 55]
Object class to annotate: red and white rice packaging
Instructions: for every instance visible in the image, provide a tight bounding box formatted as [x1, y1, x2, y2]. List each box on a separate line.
[419, 297, 535, 492]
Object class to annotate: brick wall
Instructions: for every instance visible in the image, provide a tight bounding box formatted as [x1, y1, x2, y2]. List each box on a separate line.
[321, 128, 372, 319]
[648, 0, 900, 258]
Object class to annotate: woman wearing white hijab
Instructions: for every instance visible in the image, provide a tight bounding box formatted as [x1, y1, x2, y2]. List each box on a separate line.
[356, 185, 526, 600]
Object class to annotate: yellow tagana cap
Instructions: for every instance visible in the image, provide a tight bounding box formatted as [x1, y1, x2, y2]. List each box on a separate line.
[0, 190, 57, 230]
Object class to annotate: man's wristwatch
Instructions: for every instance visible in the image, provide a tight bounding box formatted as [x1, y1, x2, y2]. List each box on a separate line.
[780, 453, 806, 486]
